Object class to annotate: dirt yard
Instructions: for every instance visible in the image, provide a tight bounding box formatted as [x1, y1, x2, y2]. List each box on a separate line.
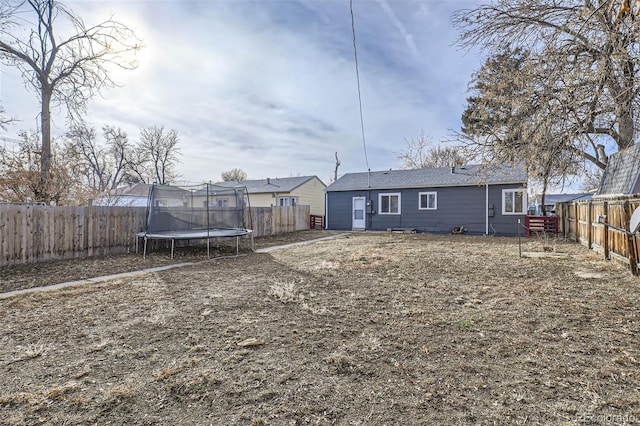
[0, 230, 334, 294]
[1, 232, 639, 425]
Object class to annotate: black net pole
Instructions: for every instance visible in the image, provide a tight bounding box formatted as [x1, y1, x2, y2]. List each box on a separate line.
[206, 184, 211, 258]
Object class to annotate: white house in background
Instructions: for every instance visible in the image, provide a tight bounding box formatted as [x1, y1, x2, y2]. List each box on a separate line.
[93, 183, 150, 207]
[216, 176, 326, 216]
[532, 193, 593, 216]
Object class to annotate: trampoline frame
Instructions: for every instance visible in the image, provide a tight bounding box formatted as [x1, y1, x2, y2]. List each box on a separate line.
[136, 228, 254, 259]
[136, 183, 254, 260]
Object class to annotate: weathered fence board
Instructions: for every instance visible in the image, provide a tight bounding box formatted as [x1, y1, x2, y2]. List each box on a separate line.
[0, 204, 311, 267]
[558, 196, 640, 275]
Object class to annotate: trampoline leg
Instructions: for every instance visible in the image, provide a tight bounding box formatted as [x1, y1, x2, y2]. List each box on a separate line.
[251, 233, 255, 252]
[143, 237, 148, 260]
[207, 238, 211, 259]
[171, 239, 175, 259]
[236, 236, 239, 257]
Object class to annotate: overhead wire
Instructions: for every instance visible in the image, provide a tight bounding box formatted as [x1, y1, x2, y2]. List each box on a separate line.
[349, 0, 370, 172]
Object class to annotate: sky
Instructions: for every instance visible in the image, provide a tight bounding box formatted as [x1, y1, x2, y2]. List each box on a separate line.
[0, 0, 483, 185]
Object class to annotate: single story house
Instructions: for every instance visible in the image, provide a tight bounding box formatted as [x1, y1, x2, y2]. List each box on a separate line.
[597, 143, 640, 197]
[93, 183, 151, 207]
[325, 164, 528, 236]
[532, 193, 593, 216]
[216, 176, 326, 216]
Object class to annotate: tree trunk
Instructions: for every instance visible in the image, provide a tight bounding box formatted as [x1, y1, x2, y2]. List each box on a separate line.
[618, 97, 635, 150]
[540, 181, 548, 216]
[39, 85, 52, 204]
[616, 58, 636, 150]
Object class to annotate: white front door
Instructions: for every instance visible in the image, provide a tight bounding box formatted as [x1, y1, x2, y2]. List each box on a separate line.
[352, 197, 366, 229]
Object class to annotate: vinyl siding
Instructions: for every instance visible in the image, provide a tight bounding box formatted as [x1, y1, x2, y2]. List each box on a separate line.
[290, 177, 326, 216]
[327, 184, 526, 236]
[247, 193, 278, 208]
[326, 191, 369, 230]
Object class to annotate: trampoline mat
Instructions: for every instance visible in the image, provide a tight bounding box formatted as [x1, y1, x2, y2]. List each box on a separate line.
[137, 229, 252, 240]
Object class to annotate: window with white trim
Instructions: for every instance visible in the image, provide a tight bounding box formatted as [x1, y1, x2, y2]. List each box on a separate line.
[379, 193, 401, 214]
[278, 196, 298, 207]
[419, 192, 437, 210]
[502, 189, 526, 214]
[205, 198, 229, 208]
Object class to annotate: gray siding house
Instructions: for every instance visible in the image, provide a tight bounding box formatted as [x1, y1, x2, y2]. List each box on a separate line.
[325, 165, 528, 236]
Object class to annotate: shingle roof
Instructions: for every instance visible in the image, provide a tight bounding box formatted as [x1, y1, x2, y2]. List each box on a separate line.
[326, 164, 527, 192]
[113, 183, 152, 197]
[215, 176, 325, 194]
[535, 193, 592, 204]
[597, 143, 640, 196]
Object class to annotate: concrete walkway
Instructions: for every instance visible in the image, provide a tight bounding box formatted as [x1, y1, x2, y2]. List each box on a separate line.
[255, 232, 349, 253]
[0, 233, 349, 300]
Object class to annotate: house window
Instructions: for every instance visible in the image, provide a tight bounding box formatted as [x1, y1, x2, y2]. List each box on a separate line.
[503, 189, 526, 214]
[419, 192, 437, 210]
[278, 196, 298, 207]
[379, 193, 401, 214]
[204, 198, 229, 208]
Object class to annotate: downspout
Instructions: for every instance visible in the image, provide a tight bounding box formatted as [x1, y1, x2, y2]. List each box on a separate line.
[367, 189, 371, 230]
[325, 191, 328, 230]
[485, 183, 489, 235]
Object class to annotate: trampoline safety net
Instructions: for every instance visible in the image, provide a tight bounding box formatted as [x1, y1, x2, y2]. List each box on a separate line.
[137, 183, 253, 259]
[145, 183, 247, 234]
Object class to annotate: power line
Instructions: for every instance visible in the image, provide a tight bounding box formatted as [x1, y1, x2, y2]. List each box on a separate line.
[350, 0, 370, 172]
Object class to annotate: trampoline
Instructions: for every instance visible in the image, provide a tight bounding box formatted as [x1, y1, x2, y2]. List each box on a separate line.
[136, 183, 253, 259]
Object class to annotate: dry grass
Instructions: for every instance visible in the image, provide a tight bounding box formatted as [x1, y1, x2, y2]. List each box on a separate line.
[1, 232, 639, 424]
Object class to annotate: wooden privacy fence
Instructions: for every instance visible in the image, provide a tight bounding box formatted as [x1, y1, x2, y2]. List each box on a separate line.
[557, 196, 640, 275]
[0, 204, 311, 267]
[245, 206, 310, 238]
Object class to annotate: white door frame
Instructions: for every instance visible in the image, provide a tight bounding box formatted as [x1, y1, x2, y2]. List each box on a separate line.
[352, 196, 366, 229]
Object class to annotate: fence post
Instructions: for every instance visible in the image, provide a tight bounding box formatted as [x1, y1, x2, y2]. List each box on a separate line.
[574, 202, 580, 243]
[623, 201, 639, 276]
[603, 201, 609, 261]
[587, 201, 593, 249]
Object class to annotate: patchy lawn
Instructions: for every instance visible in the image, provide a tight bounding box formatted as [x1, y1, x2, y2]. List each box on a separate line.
[1, 232, 639, 425]
[0, 230, 336, 294]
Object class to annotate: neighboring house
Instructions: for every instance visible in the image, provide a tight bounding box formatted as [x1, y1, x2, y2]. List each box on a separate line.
[325, 164, 528, 236]
[532, 193, 593, 216]
[190, 184, 245, 208]
[216, 176, 326, 216]
[95, 183, 195, 207]
[93, 183, 151, 207]
[597, 143, 640, 197]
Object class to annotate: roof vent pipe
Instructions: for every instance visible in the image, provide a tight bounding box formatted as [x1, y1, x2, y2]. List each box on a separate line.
[451, 166, 455, 174]
[267, 177, 271, 185]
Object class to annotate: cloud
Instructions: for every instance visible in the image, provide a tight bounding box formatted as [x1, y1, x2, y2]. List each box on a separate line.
[1, 0, 483, 183]
[374, 0, 419, 57]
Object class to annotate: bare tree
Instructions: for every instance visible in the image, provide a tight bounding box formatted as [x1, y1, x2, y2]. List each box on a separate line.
[397, 133, 468, 169]
[103, 125, 138, 188]
[138, 125, 180, 184]
[453, 1, 640, 181]
[0, 105, 13, 129]
[579, 166, 604, 192]
[0, 130, 75, 204]
[0, 0, 141, 203]
[333, 152, 341, 182]
[66, 124, 138, 193]
[221, 168, 247, 182]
